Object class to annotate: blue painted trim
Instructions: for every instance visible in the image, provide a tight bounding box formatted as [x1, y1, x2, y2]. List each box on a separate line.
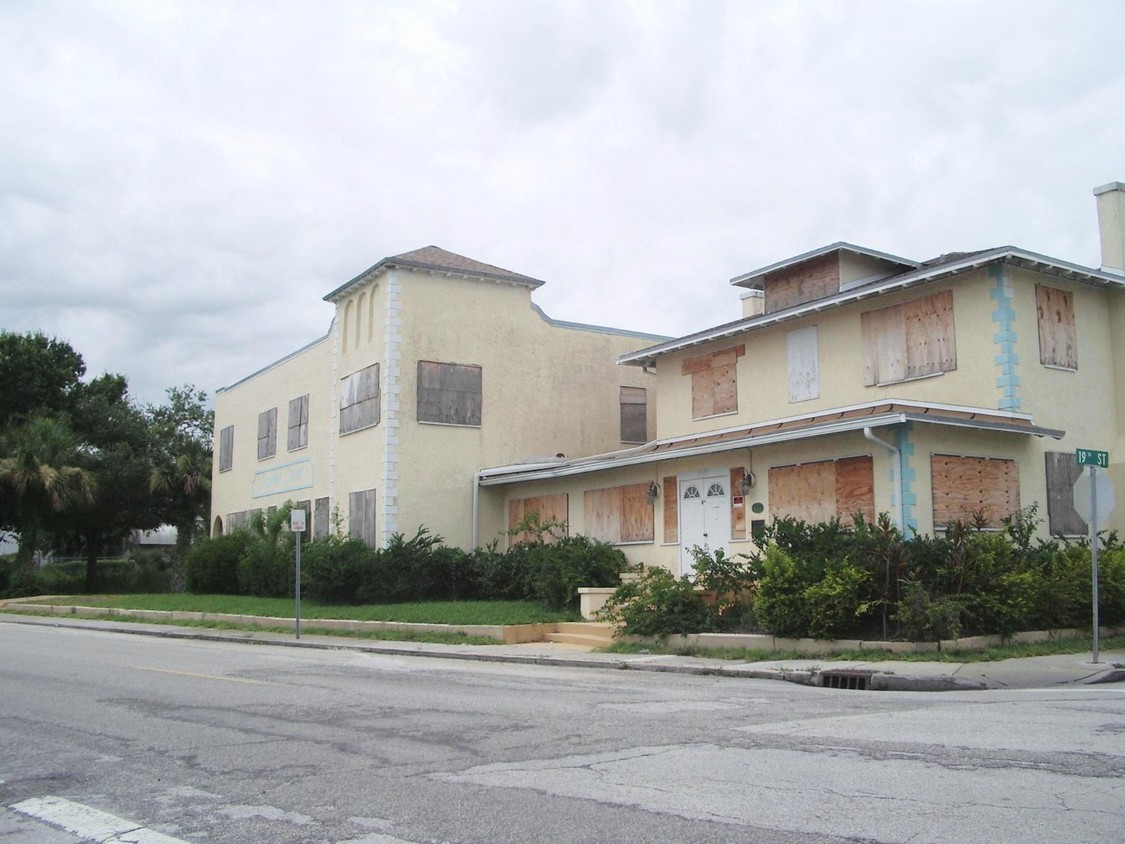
[988, 266, 1021, 411]
[893, 424, 918, 533]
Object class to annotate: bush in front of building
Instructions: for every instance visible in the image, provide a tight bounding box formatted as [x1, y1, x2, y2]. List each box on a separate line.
[504, 534, 627, 610]
[185, 531, 255, 594]
[599, 567, 711, 636]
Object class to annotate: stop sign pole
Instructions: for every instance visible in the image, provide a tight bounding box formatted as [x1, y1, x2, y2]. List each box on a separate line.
[1075, 449, 1111, 663]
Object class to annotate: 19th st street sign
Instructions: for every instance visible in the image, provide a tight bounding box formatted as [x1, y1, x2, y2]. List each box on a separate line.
[1073, 449, 1114, 663]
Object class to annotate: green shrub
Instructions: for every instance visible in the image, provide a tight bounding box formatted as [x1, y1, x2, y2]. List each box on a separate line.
[689, 545, 755, 631]
[599, 567, 709, 636]
[803, 563, 875, 639]
[303, 535, 378, 604]
[752, 544, 813, 637]
[238, 533, 294, 598]
[186, 532, 255, 594]
[894, 580, 962, 641]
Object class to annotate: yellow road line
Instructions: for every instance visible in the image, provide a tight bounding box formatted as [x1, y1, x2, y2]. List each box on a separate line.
[130, 665, 277, 686]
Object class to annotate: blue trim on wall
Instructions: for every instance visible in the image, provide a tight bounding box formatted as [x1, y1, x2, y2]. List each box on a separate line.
[893, 424, 918, 533]
[988, 266, 1021, 411]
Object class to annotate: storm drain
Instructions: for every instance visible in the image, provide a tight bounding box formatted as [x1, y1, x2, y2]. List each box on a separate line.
[820, 670, 874, 690]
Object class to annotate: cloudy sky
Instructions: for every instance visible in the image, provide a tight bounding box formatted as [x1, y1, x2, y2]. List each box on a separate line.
[3, 0, 1123, 407]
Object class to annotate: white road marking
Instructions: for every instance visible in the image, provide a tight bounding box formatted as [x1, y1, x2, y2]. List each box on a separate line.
[9, 795, 188, 843]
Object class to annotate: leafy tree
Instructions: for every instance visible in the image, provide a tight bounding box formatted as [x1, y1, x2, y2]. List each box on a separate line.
[0, 331, 85, 426]
[148, 386, 214, 564]
[0, 416, 96, 579]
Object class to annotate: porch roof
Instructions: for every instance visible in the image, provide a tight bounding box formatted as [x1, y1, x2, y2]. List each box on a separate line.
[477, 400, 1064, 487]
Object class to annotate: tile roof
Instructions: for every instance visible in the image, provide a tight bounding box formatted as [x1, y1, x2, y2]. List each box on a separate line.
[325, 246, 545, 301]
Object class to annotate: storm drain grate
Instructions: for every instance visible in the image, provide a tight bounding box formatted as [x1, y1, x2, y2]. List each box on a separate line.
[820, 670, 873, 690]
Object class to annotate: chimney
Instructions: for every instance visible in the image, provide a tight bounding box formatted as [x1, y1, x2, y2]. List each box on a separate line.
[740, 289, 765, 319]
[1094, 181, 1125, 275]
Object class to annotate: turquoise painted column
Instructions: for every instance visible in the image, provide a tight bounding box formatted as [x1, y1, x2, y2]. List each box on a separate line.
[989, 265, 1021, 411]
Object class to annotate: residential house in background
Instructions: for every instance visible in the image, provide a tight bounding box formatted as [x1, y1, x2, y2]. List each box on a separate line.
[479, 183, 1125, 573]
[210, 247, 667, 549]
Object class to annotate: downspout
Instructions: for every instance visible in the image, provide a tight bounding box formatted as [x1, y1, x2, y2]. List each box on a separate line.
[471, 470, 483, 549]
[864, 427, 904, 531]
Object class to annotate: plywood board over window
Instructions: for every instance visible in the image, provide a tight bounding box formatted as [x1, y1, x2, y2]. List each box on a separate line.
[663, 476, 678, 543]
[349, 488, 376, 548]
[862, 290, 956, 386]
[931, 454, 1019, 528]
[729, 468, 748, 539]
[584, 483, 654, 544]
[620, 386, 647, 443]
[1036, 285, 1077, 369]
[418, 361, 482, 426]
[768, 456, 875, 524]
[682, 345, 744, 419]
[340, 363, 380, 434]
[219, 425, 234, 472]
[786, 326, 819, 403]
[314, 497, 330, 541]
[257, 408, 277, 460]
[508, 494, 569, 544]
[1044, 451, 1086, 536]
[288, 394, 309, 451]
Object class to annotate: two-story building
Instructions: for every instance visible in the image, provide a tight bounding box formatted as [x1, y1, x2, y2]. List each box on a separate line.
[479, 183, 1125, 572]
[210, 246, 668, 549]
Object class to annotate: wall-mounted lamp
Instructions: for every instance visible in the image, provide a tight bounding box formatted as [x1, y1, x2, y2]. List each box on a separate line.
[645, 481, 660, 503]
[738, 471, 755, 496]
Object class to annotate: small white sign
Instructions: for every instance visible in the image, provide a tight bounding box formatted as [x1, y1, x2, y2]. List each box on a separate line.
[291, 508, 307, 533]
[1073, 469, 1115, 529]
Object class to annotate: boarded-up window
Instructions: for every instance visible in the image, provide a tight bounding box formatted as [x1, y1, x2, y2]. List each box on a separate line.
[340, 363, 380, 434]
[931, 455, 1019, 529]
[730, 468, 748, 539]
[663, 476, 678, 543]
[418, 361, 482, 426]
[787, 326, 819, 402]
[862, 290, 956, 386]
[508, 494, 569, 544]
[1045, 451, 1086, 536]
[349, 488, 376, 548]
[257, 409, 277, 460]
[583, 483, 654, 544]
[1036, 285, 1077, 369]
[314, 496, 330, 540]
[219, 425, 234, 472]
[768, 456, 875, 524]
[287, 394, 309, 451]
[620, 386, 647, 443]
[764, 253, 841, 314]
[682, 345, 744, 419]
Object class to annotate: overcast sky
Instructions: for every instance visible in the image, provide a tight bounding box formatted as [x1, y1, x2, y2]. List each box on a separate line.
[3, 0, 1123, 407]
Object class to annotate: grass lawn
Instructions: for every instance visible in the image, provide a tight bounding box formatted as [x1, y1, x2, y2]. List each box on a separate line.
[22, 594, 579, 625]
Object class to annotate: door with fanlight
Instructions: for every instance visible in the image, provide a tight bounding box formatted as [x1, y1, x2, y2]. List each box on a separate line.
[678, 475, 731, 574]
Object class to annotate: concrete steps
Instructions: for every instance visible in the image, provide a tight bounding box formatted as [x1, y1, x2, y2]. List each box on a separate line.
[544, 622, 616, 649]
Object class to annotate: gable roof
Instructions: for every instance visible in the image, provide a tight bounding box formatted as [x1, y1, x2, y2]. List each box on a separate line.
[324, 246, 545, 302]
[622, 245, 1125, 366]
[730, 241, 919, 289]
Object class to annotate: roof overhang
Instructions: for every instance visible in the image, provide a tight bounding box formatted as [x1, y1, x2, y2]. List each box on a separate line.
[730, 241, 919, 289]
[477, 400, 1064, 487]
[325, 255, 545, 303]
[622, 247, 1125, 367]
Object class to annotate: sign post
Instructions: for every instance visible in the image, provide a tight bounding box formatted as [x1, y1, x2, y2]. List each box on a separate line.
[291, 508, 307, 640]
[1074, 449, 1114, 663]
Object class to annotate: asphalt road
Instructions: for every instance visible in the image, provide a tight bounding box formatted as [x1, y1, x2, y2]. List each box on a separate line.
[2, 622, 1123, 843]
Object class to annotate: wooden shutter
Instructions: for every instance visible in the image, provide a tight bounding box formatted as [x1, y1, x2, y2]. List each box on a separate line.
[314, 497, 330, 540]
[219, 425, 234, 472]
[861, 305, 907, 386]
[904, 290, 956, 379]
[683, 345, 743, 419]
[931, 455, 1019, 528]
[349, 488, 376, 547]
[1045, 452, 1086, 536]
[730, 468, 747, 539]
[582, 483, 654, 543]
[1036, 285, 1077, 369]
[834, 456, 875, 522]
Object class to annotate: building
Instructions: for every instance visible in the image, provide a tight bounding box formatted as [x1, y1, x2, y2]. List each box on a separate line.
[480, 183, 1125, 573]
[210, 247, 668, 549]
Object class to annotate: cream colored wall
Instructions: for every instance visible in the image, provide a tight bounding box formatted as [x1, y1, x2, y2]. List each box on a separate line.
[387, 269, 658, 548]
[838, 252, 901, 286]
[654, 271, 1062, 439]
[211, 334, 333, 531]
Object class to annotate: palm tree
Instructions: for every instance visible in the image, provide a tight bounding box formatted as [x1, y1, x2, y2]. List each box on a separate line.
[0, 416, 96, 571]
[150, 441, 211, 588]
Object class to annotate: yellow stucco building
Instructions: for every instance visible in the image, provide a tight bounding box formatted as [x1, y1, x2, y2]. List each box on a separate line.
[213, 185, 1124, 577]
[483, 183, 1125, 573]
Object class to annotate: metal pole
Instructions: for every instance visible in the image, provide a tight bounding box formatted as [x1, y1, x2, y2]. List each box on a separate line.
[1091, 467, 1099, 664]
[294, 531, 303, 643]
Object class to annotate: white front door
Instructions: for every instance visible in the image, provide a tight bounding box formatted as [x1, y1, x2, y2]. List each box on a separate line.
[679, 475, 731, 575]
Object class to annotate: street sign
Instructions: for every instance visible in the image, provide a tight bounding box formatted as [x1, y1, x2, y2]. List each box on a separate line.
[291, 509, 307, 533]
[1073, 469, 1115, 529]
[1076, 448, 1110, 468]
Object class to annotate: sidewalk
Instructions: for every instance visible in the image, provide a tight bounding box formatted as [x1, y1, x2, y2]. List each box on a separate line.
[3, 611, 1123, 692]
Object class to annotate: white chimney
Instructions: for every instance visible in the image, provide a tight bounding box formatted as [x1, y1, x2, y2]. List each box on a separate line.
[1094, 181, 1125, 275]
[740, 288, 765, 318]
